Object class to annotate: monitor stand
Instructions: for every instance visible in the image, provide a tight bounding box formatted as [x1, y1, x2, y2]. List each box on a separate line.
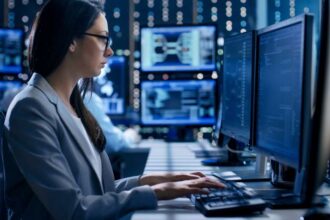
[267, 195, 326, 209]
[258, 161, 327, 209]
[165, 126, 194, 142]
[201, 138, 254, 167]
[303, 207, 330, 220]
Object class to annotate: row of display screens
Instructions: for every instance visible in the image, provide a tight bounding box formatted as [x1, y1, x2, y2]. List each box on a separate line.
[140, 14, 312, 172]
[0, 24, 217, 77]
[0, 14, 313, 172]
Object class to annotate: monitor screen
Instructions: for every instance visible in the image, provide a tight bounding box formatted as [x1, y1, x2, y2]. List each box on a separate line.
[0, 28, 24, 75]
[141, 80, 216, 125]
[255, 15, 313, 169]
[93, 56, 127, 115]
[221, 31, 255, 145]
[141, 25, 216, 72]
[0, 80, 23, 110]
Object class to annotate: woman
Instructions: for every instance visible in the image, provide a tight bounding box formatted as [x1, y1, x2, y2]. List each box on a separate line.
[3, 0, 223, 219]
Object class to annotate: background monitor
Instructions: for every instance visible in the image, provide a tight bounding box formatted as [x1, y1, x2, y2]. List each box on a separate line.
[141, 80, 216, 125]
[93, 56, 127, 115]
[140, 25, 216, 72]
[0, 28, 24, 76]
[254, 14, 313, 170]
[0, 80, 23, 110]
[221, 31, 255, 145]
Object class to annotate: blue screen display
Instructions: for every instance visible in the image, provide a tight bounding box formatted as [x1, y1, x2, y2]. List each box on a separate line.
[221, 32, 254, 145]
[0, 80, 23, 109]
[141, 26, 216, 72]
[141, 80, 216, 125]
[0, 28, 23, 74]
[93, 56, 126, 115]
[256, 22, 304, 166]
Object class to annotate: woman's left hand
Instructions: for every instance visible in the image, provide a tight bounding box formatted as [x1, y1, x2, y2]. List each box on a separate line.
[139, 172, 206, 186]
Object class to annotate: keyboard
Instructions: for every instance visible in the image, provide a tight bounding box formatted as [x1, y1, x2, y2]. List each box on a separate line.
[190, 175, 268, 216]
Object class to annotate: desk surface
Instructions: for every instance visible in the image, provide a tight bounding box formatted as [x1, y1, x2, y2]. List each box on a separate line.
[131, 140, 307, 220]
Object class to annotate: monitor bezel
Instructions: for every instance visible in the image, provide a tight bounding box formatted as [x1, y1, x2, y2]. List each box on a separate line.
[0, 27, 25, 78]
[220, 30, 257, 146]
[302, 0, 330, 203]
[253, 14, 314, 170]
[139, 23, 218, 73]
[140, 79, 218, 126]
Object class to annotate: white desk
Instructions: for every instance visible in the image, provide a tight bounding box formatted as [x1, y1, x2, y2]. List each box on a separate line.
[131, 140, 307, 220]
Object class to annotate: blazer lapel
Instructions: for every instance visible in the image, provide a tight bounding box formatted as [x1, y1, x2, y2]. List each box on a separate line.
[56, 101, 104, 193]
[29, 73, 104, 193]
[100, 152, 115, 192]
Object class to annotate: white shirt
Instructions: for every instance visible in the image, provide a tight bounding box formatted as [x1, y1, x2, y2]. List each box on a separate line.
[71, 115, 103, 189]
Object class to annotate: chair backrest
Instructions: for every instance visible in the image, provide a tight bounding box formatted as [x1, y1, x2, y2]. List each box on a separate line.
[0, 111, 6, 219]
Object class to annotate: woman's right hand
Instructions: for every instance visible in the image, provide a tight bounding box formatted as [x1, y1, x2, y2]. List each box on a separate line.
[151, 177, 225, 200]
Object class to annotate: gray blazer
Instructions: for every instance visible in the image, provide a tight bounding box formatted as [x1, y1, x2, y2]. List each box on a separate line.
[3, 73, 157, 220]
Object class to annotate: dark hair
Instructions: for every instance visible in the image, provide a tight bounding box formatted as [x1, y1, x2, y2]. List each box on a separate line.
[29, 0, 106, 151]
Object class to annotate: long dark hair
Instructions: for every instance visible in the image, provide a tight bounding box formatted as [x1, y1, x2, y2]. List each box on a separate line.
[28, 0, 106, 151]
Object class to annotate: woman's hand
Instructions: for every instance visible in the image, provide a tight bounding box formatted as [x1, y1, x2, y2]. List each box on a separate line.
[151, 177, 226, 200]
[139, 172, 206, 186]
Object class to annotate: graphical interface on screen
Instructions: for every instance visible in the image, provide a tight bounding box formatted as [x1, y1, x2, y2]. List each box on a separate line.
[141, 25, 216, 72]
[0, 28, 24, 75]
[221, 31, 255, 145]
[141, 80, 216, 125]
[255, 15, 312, 169]
[93, 56, 126, 115]
[0, 80, 22, 102]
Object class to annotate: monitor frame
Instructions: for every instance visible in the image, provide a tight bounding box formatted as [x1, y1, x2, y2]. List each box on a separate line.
[254, 14, 314, 171]
[140, 79, 217, 126]
[220, 30, 257, 146]
[302, 0, 330, 203]
[140, 23, 217, 73]
[0, 27, 25, 78]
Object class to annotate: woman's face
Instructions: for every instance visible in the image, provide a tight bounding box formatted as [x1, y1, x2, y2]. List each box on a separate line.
[74, 13, 113, 78]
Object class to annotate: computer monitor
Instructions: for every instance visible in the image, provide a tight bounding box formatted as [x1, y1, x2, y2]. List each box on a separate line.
[0, 28, 24, 76]
[254, 14, 313, 172]
[303, 0, 330, 205]
[0, 80, 23, 110]
[140, 25, 216, 72]
[93, 56, 127, 115]
[252, 14, 317, 208]
[221, 31, 256, 146]
[140, 80, 216, 125]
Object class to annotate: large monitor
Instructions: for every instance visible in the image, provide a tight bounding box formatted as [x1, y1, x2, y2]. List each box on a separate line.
[0, 28, 24, 76]
[303, 0, 330, 205]
[140, 25, 216, 72]
[93, 56, 127, 115]
[254, 14, 313, 171]
[141, 80, 216, 125]
[221, 31, 256, 145]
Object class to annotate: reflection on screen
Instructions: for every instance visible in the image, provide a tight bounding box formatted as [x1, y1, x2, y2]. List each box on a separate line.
[93, 56, 126, 115]
[141, 26, 216, 72]
[141, 80, 216, 125]
[0, 28, 23, 74]
[221, 32, 254, 145]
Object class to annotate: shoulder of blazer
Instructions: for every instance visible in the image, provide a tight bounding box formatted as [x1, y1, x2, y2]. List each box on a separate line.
[27, 73, 59, 105]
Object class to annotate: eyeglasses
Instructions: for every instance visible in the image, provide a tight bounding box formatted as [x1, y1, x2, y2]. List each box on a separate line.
[83, 32, 112, 52]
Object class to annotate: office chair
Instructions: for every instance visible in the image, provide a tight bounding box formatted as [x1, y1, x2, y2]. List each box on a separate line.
[0, 111, 7, 219]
